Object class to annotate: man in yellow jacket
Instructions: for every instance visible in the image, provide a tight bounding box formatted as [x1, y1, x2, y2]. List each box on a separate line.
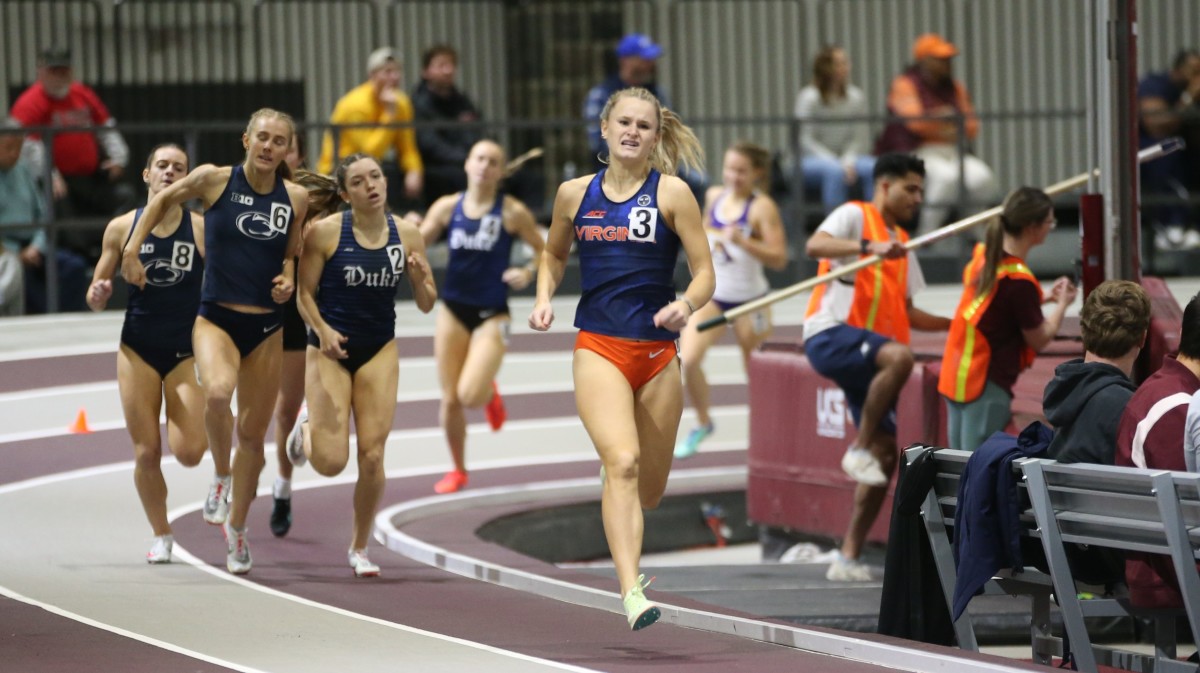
[319, 47, 424, 209]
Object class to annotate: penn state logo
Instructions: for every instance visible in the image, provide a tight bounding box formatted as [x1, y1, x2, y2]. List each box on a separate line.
[637, 194, 651, 207]
[235, 211, 283, 240]
[143, 259, 187, 287]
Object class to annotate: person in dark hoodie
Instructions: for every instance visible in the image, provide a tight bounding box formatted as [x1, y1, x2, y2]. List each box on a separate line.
[1043, 279, 1150, 465]
[412, 44, 483, 205]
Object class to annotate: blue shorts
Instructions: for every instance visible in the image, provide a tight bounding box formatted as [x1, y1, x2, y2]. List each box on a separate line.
[199, 302, 282, 359]
[121, 329, 193, 380]
[306, 330, 392, 375]
[803, 324, 897, 435]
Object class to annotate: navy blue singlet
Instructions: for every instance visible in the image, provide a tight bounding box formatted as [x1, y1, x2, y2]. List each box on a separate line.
[202, 165, 294, 309]
[123, 207, 203, 352]
[442, 193, 514, 309]
[315, 211, 404, 341]
[572, 169, 680, 341]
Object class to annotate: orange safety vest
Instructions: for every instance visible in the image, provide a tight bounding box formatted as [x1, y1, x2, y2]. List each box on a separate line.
[805, 202, 911, 344]
[938, 243, 1042, 403]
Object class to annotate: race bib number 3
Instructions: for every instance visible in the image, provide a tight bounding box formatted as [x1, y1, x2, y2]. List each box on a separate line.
[386, 244, 406, 275]
[627, 207, 658, 243]
[171, 242, 195, 271]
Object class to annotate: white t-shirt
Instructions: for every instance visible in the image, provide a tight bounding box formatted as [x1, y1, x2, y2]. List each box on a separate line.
[802, 202, 926, 342]
[1184, 389, 1200, 472]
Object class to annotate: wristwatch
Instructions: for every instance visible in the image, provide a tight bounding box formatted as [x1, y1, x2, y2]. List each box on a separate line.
[860, 238, 870, 255]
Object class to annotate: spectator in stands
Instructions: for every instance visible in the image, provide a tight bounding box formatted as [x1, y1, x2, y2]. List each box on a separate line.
[1138, 49, 1200, 250]
[318, 47, 424, 212]
[0, 117, 86, 313]
[875, 34, 997, 233]
[583, 33, 670, 171]
[412, 44, 483, 205]
[803, 153, 950, 581]
[795, 45, 876, 214]
[0, 119, 33, 315]
[1116, 292, 1200, 609]
[10, 46, 133, 261]
[938, 187, 1076, 452]
[1043, 280, 1150, 464]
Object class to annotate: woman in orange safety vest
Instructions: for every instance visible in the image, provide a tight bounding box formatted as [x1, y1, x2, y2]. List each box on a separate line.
[938, 187, 1076, 451]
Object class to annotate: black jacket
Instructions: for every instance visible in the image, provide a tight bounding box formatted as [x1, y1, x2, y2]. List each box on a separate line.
[1042, 358, 1135, 465]
[878, 445, 956, 645]
[410, 79, 482, 166]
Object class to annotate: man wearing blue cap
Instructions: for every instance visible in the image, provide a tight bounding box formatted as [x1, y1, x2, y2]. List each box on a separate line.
[583, 33, 671, 169]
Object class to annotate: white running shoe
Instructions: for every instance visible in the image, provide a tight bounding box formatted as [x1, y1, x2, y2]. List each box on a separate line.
[286, 406, 308, 468]
[224, 522, 252, 575]
[202, 477, 231, 524]
[348, 548, 380, 578]
[840, 447, 889, 486]
[826, 554, 872, 582]
[146, 535, 173, 564]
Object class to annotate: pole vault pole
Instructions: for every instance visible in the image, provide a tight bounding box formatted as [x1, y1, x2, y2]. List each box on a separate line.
[696, 138, 1184, 333]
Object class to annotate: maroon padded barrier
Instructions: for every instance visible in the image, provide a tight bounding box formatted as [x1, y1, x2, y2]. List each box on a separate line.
[746, 339, 941, 544]
[1138, 276, 1183, 382]
[746, 328, 1083, 545]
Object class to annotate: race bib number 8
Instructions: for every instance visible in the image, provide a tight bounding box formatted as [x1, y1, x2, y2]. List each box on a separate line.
[171, 242, 195, 271]
[627, 207, 658, 243]
[386, 244, 406, 275]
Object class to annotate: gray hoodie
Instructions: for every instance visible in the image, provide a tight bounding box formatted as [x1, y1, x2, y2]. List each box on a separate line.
[1042, 358, 1136, 465]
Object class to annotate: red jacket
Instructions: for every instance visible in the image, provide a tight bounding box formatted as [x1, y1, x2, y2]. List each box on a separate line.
[10, 81, 111, 176]
[1115, 354, 1200, 608]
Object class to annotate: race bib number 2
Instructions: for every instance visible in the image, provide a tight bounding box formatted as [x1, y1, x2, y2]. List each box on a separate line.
[627, 207, 658, 243]
[386, 244, 406, 275]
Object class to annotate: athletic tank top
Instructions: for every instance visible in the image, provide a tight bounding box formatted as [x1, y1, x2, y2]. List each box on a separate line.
[123, 207, 203, 349]
[572, 169, 679, 341]
[442, 193, 514, 308]
[316, 211, 403, 341]
[202, 165, 295, 309]
[708, 191, 768, 303]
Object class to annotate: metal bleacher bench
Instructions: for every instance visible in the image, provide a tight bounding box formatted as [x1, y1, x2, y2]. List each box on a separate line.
[908, 445, 1200, 673]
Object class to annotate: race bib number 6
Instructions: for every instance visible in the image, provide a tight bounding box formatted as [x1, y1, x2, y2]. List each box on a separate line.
[269, 202, 293, 234]
[627, 207, 658, 243]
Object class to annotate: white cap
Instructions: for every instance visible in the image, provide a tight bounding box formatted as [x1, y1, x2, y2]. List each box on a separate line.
[367, 47, 398, 73]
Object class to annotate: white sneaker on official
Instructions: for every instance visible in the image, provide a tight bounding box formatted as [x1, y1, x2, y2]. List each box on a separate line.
[286, 406, 308, 468]
[1185, 230, 1200, 249]
[202, 477, 231, 524]
[146, 535, 173, 564]
[840, 447, 889, 486]
[224, 521, 252, 575]
[348, 548, 380, 578]
[826, 554, 872, 582]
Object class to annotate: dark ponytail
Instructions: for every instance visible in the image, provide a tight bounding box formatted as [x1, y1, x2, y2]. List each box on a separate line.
[976, 186, 1053, 297]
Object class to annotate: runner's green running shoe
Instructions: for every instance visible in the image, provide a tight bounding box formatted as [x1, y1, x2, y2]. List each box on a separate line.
[674, 423, 714, 459]
[622, 574, 661, 631]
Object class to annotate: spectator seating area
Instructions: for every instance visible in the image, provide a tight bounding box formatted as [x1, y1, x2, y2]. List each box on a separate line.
[911, 445, 1200, 673]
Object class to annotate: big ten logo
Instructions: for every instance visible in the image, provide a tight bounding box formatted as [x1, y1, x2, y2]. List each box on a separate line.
[816, 387, 847, 439]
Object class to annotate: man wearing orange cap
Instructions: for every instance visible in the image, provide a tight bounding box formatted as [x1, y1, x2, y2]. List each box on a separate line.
[876, 33, 997, 234]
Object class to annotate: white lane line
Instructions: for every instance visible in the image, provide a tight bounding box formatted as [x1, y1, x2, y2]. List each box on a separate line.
[166, 543, 602, 673]
[0, 371, 750, 444]
[372, 471, 1030, 673]
[0, 585, 272, 673]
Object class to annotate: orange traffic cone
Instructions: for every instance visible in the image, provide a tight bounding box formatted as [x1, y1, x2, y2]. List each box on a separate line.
[69, 408, 92, 434]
